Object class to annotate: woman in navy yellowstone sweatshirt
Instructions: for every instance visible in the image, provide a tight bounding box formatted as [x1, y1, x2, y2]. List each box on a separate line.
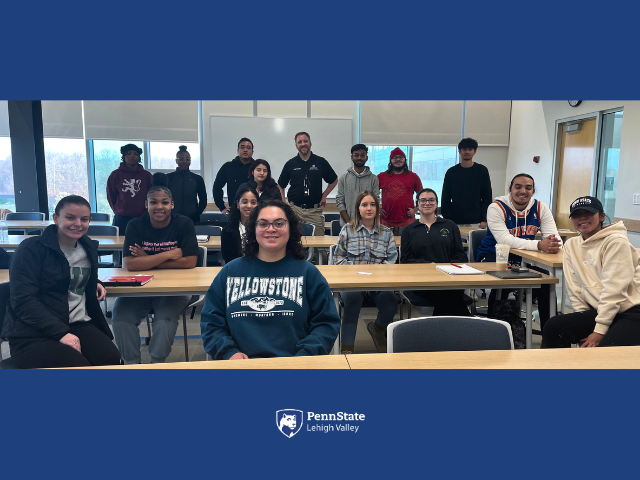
[200, 200, 340, 360]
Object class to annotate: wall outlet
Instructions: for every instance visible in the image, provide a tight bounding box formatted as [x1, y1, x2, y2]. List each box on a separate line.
[634, 194, 640, 205]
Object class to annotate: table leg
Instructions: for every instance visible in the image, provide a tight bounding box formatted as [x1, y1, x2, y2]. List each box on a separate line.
[332, 292, 341, 355]
[561, 270, 566, 314]
[526, 287, 533, 349]
[317, 248, 323, 265]
[550, 266, 558, 316]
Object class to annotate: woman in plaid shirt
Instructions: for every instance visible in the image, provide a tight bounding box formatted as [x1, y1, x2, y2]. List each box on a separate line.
[333, 191, 398, 354]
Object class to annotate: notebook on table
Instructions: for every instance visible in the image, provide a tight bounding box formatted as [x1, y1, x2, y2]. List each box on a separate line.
[101, 275, 154, 286]
[197, 235, 210, 243]
[436, 264, 484, 275]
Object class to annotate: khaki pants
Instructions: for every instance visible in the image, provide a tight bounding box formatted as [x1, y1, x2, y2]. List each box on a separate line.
[290, 205, 325, 236]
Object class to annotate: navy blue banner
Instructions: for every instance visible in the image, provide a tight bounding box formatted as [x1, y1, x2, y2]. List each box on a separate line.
[2, 2, 640, 99]
[1, 370, 639, 478]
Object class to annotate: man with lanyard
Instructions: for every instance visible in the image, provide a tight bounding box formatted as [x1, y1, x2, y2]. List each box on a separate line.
[278, 132, 338, 237]
[475, 173, 562, 345]
[213, 137, 255, 215]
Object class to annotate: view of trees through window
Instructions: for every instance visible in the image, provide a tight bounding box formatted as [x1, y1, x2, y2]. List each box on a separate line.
[149, 141, 200, 170]
[0, 137, 15, 213]
[44, 138, 89, 214]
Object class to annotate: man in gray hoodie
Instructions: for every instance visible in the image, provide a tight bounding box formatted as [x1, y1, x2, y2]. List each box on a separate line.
[336, 144, 380, 226]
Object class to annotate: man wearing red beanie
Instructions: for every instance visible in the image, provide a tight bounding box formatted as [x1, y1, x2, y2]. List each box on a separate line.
[377, 148, 423, 231]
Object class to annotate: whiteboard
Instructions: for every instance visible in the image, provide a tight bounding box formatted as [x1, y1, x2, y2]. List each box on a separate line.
[209, 116, 353, 199]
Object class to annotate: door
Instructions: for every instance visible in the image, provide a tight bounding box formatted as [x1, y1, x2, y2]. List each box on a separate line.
[555, 117, 597, 230]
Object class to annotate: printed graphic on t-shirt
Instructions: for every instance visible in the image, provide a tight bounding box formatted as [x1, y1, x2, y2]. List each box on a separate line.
[122, 178, 141, 197]
[383, 178, 410, 201]
[141, 240, 178, 253]
[226, 276, 304, 318]
[69, 267, 90, 295]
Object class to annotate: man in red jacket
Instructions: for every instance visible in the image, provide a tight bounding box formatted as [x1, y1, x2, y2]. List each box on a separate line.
[377, 148, 423, 232]
[106, 144, 153, 234]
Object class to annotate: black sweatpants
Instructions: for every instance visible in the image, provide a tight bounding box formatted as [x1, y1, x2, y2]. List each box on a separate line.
[543, 305, 640, 348]
[411, 290, 471, 317]
[9, 321, 122, 369]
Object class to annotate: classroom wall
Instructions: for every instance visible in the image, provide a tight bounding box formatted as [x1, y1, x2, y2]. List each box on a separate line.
[506, 100, 640, 246]
[474, 146, 508, 200]
[200, 101, 360, 197]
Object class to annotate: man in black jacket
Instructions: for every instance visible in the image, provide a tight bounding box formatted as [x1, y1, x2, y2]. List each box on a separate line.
[440, 137, 492, 227]
[212, 138, 254, 215]
[167, 145, 207, 224]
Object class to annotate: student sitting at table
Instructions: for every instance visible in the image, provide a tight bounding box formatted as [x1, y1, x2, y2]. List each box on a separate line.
[112, 173, 199, 364]
[200, 199, 340, 360]
[1, 195, 121, 368]
[401, 188, 471, 317]
[544, 196, 640, 348]
[221, 184, 259, 264]
[333, 191, 398, 354]
[475, 173, 562, 335]
[238, 159, 283, 202]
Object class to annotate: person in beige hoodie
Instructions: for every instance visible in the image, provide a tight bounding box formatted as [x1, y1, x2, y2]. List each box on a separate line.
[544, 196, 640, 348]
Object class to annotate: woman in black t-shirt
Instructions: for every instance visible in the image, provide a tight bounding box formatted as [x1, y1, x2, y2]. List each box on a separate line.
[112, 174, 199, 364]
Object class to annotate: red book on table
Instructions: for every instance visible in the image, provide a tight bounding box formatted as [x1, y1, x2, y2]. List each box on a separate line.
[100, 275, 154, 286]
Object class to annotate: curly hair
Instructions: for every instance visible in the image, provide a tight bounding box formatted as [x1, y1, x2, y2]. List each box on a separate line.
[243, 200, 305, 260]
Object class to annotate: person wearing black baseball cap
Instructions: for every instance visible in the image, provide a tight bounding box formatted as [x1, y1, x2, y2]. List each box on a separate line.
[106, 143, 152, 234]
[543, 195, 640, 348]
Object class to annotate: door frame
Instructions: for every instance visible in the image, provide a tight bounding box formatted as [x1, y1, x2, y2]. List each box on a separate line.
[550, 112, 601, 217]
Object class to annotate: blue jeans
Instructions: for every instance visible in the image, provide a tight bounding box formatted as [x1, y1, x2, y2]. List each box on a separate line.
[340, 290, 397, 345]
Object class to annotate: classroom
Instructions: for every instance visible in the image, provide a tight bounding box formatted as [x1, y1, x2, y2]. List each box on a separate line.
[1, 100, 639, 368]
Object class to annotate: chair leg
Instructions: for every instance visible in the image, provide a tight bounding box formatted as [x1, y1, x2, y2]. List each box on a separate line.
[145, 315, 152, 345]
[183, 311, 189, 362]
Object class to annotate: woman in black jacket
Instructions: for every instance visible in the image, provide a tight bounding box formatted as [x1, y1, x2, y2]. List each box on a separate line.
[400, 188, 471, 317]
[167, 145, 208, 224]
[221, 185, 259, 264]
[238, 159, 282, 203]
[1, 195, 122, 368]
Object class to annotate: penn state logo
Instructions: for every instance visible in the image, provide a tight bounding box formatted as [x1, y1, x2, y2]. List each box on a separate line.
[241, 297, 285, 312]
[276, 409, 303, 438]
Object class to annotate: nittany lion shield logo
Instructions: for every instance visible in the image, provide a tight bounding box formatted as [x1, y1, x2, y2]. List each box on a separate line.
[276, 409, 303, 438]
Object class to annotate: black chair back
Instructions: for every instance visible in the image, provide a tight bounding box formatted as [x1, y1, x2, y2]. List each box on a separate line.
[87, 225, 119, 236]
[331, 220, 342, 236]
[195, 225, 222, 236]
[468, 228, 488, 262]
[301, 223, 315, 236]
[0, 282, 9, 340]
[197, 212, 229, 227]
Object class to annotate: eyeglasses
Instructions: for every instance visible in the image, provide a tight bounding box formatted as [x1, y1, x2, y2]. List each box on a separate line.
[418, 198, 437, 204]
[391, 155, 405, 160]
[256, 219, 288, 230]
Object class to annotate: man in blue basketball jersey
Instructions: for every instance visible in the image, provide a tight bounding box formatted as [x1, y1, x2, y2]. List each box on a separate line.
[476, 173, 561, 336]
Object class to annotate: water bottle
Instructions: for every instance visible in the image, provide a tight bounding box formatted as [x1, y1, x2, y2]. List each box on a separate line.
[0, 219, 7, 243]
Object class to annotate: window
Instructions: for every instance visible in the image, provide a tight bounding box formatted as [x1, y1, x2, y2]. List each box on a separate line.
[596, 111, 623, 221]
[93, 140, 144, 215]
[366, 145, 457, 201]
[148, 141, 200, 171]
[411, 146, 457, 201]
[366, 146, 409, 176]
[44, 138, 89, 214]
[0, 137, 15, 213]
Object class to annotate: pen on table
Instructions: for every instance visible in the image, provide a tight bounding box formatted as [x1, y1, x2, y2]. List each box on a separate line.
[450, 263, 462, 268]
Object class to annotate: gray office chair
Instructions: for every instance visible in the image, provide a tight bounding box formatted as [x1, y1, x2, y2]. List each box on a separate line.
[331, 219, 342, 236]
[6, 212, 46, 235]
[90, 213, 111, 222]
[195, 225, 222, 266]
[387, 316, 514, 353]
[0, 282, 17, 368]
[87, 225, 120, 268]
[301, 223, 315, 262]
[145, 246, 207, 362]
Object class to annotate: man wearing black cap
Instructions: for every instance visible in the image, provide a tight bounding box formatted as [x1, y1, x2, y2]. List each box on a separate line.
[213, 138, 255, 215]
[106, 143, 153, 234]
